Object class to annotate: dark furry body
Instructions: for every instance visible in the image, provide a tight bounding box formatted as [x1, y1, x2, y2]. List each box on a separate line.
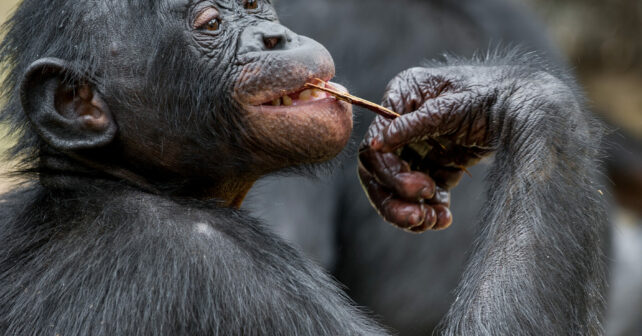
[0, 183, 387, 335]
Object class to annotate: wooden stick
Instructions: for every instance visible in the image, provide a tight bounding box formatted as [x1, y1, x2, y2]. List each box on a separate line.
[304, 83, 401, 119]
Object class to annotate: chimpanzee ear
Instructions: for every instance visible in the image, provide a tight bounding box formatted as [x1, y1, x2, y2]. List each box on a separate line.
[20, 57, 117, 151]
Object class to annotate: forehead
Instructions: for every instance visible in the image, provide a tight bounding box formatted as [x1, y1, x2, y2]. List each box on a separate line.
[112, 0, 275, 30]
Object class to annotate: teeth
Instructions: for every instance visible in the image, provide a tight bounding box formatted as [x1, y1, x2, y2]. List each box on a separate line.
[299, 89, 313, 101]
[312, 79, 326, 88]
[269, 82, 328, 107]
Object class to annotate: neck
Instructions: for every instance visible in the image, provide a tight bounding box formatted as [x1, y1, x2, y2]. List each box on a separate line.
[39, 149, 258, 209]
[174, 178, 257, 208]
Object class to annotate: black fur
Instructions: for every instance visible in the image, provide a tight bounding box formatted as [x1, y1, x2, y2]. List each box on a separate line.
[0, 184, 386, 335]
[0, 0, 608, 335]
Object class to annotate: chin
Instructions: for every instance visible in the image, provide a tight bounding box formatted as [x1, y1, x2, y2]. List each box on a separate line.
[243, 81, 354, 170]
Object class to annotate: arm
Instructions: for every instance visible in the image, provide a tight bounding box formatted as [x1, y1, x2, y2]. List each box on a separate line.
[359, 53, 608, 335]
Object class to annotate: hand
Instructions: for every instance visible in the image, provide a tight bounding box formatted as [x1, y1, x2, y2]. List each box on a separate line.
[359, 66, 502, 232]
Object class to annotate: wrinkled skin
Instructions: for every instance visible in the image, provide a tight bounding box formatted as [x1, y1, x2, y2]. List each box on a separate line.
[359, 67, 503, 231]
[358, 65, 580, 234]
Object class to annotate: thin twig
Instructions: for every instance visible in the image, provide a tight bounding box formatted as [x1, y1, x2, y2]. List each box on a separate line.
[304, 83, 401, 119]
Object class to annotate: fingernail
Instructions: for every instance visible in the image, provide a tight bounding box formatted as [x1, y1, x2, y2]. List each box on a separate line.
[427, 207, 438, 228]
[434, 208, 453, 230]
[408, 212, 423, 227]
[420, 186, 435, 199]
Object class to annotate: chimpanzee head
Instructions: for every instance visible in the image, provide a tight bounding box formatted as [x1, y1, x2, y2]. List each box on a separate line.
[1, 0, 353, 205]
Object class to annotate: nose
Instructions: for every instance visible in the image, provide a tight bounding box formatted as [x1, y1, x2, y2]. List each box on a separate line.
[237, 22, 298, 55]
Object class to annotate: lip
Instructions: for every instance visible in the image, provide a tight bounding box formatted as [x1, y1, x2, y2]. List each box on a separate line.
[245, 81, 350, 112]
[243, 79, 354, 166]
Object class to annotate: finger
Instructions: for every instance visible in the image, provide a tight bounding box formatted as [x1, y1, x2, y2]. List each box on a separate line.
[393, 172, 436, 200]
[362, 116, 392, 150]
[410, 203, 453, 233]
[426, 187, 450, 207]
[432, 205, 453, 230]
[381, 68, 424, 114]
[381, 67, 447, 115]
[376, 92, 495, 152]
[358, 167, 435, 230]
[359, 149, 435, 200]
[406, 204, 444, 233]
[377, 93, 469, 152]
[382, 198, 437, 231]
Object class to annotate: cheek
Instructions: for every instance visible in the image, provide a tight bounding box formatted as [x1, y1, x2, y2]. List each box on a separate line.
[245, 100, 353, 166]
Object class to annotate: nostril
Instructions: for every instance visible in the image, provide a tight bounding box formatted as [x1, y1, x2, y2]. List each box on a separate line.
[263, 36, 282, 50]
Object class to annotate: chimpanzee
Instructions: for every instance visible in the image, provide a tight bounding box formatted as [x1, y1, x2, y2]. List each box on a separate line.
[0, 1, 606, 336]
[249, 0, 614, 334]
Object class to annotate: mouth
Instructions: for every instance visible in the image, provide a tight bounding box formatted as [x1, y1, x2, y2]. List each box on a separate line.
[251, 80, 348, 109]
[243, 77, 354, 165]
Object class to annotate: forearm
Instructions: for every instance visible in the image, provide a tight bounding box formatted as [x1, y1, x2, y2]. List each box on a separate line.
[442, 76, 608, 335]
[358, 54, 609, 334]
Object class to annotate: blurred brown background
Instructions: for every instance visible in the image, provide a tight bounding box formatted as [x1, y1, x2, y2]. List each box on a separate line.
[0, 2, 13, 21]
[0, 0, 22, 194]
[520, 0, 642, 138]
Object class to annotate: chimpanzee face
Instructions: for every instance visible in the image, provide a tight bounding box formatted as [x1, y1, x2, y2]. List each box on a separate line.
[18, 0, 353, 198]
[107, 0, 354, 181]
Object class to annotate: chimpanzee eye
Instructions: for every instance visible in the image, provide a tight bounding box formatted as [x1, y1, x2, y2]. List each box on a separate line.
[244, 0, 259, 10]
[194, 7, 222, 32]
[205, 18, 221, 31]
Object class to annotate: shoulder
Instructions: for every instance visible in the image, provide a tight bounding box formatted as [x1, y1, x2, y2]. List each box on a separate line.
[96, 189, 288, 261]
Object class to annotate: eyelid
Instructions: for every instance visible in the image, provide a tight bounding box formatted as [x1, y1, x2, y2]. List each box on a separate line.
[193, 7, 220, 29]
